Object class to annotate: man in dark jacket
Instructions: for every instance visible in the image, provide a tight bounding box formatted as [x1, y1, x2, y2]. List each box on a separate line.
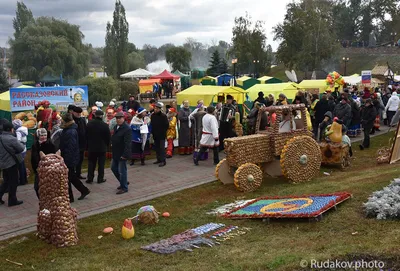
[334, 94, 352, 127]
[151, 102, 169, 167]
[60, 113, 90, 202]
[318, 111, 333, 142]
[360, 99, 377, 150]
[0, 122, 24, 206]
[72, 106, 87, 179]
[111, 112, 132, 194]
[314, 94, 331, 138]
[86, 110, 110, 184]
[31, 128, 56, 199]
[126, 95, 140, 112]
[252, 92, 267, 109]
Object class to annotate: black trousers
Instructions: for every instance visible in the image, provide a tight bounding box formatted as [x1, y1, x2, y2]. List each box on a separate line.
[0, 164, 19, 204]
[387, 110, 396, 126]
[196, 146, 219, 164]
[68, 166, 89, 201]
[154, 139, 166, 162]
[75, 150, 84, 177]
[362, 126, 371, 148]
[219, 122, 234, 151]
[34, 172, 39, 199]
[87, 152, 106, 182]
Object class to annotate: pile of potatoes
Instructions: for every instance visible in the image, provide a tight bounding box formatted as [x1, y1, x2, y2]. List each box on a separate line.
[37, 151, 78, 248]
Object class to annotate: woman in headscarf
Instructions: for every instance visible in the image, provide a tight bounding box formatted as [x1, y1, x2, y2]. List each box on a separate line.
[31, 128, 56, 198]
[130, 107, 151, 166]
[276, 93, 288, 106]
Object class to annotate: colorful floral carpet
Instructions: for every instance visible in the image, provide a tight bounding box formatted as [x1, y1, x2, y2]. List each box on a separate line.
[222, 192, 352, 219]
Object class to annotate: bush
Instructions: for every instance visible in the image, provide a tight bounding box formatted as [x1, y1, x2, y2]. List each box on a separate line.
[76, 77, 138, 105]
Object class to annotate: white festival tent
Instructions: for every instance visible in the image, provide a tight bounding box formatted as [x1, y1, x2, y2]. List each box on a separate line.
[343, 75, 361, 85]
[120, 68, 155, 79]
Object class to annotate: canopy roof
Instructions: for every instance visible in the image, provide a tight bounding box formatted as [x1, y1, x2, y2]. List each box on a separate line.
[298, 80, 328, 94]
[199, 76, 217, 82]
[257, 76, 283, 83]
[120, 68, 155, 79]
[177, 86, 247, 106]
[0, 91, 10, 111]
[151, 69, 180, 80]
[343, 76, 361, 85]
[237, 76, 252, 83]
[139, 79, 161, 86]
[236, 76, 259, 88]
[247, 83, 299, 101]
[173, 70, 190, 77]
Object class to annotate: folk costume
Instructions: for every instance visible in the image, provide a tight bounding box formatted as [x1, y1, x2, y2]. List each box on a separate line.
[130, 108, 151, 165]
[178, 104, 193, 155]
[166, 108, 177, 158]
[191, 107, 208, 160]
[194, 109, 220, 165]
[218, 95, 236, 151]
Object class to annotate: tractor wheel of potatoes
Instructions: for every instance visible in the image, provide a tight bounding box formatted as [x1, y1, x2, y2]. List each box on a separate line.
[280, 136, 321, 183]
[234, 163, 263, 192]
[215, 159, 234, 185]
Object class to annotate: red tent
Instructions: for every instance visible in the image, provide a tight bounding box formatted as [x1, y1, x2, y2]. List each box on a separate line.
[150, 70, 180, 80]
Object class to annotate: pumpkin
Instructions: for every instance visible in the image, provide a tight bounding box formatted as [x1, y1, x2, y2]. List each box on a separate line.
[103, 227, 113, 234]
[22, 120, 36, 129]
[121, 219, 135, 240]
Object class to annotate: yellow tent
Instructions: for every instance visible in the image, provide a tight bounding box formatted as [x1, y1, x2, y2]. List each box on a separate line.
[177, 86, 246, 106]
[247, 83, 299, 101]
[0, 91, 10, 111]
[297, 80, 327, 94]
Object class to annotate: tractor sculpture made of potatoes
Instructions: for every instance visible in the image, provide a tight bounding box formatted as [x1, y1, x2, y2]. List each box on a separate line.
[215, 104, 322, 192]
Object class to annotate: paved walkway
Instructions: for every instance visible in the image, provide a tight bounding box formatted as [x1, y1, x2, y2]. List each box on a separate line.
[0, 154, 219, 241]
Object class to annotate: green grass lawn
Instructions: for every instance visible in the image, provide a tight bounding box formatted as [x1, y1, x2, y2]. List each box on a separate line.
[1, 132, 400, 271]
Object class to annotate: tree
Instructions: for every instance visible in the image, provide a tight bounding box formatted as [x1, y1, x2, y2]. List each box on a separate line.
[142, 44, 159, 64]
[9, 15, 90, 81]
[274, 0, 338, 72]
[104, 0, 129, 78]
[207, 50, 222, 76]
[230, 13, 272, 75]
[12, 1, 34, 39]
[128, 51, 145, 71]
[220, 58, 228, 74]
[0, 65, 10, 92]
[165, 46, 192, 72]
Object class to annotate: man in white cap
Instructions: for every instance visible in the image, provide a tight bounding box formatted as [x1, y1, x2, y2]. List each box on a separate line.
[150, 102, 169, 167]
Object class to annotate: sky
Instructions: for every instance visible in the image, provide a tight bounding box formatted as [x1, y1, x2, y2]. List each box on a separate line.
[0, 0, 292, 50]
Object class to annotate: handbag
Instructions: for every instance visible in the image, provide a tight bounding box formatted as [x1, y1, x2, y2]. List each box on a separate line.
[0, 136, 24, 165]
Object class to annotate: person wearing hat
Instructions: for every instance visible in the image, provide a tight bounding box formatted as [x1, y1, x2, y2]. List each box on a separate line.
[219, 94, 237, 151]
[86, 110, 110, 184]
[71, 106, 87, 180]
[252, 92, 267, 109]
[0, 122, 25, 206]
[166, 107, 177, 158]
[333, 93, 352, 128]
[130, 107, 151, 165]
[60, 113, 90, 201]
[190, 105, 208, 160]
[88, 106, 98, 121]
[194, 106, 220, 166]
[178, 100, 193, 155]
[12, 119, 28, 186]
[385, 91, 400, 126]
[150, 102, 169, 167]
[111, 111, 132, 194]
[359, 98, 377, 150]
[126, 94, 141, 112]
[31, 128, 56, 199]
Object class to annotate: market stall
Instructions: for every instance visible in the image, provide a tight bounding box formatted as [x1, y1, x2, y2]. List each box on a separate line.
[176, 86, 246, 108]
[216, 74, 234, 86]
[257, 76, 283, 84]
[246, 83, 299, 102]
[298, 80, 328, 95]
[139, 79, 161, 94]
[173, 70, 190, 90]
[237, 76, 259, 90]
[199, 76, 217, 86]
[120, 68, 155, 79]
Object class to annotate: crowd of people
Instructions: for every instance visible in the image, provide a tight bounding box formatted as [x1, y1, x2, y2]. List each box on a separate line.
[0, 83, 398, 206]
